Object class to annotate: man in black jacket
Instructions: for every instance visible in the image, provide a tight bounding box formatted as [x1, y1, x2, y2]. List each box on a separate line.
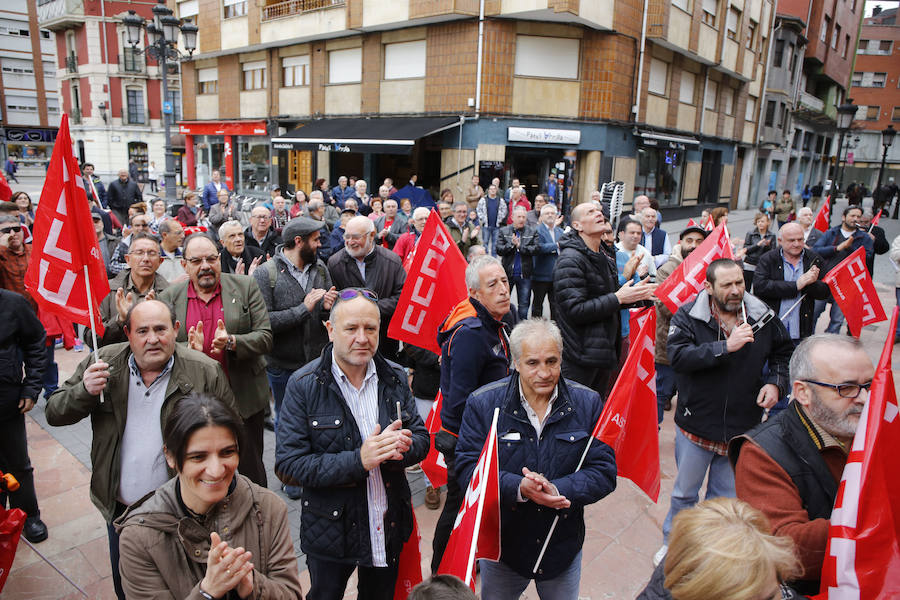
[553, 202, 655, 396]
[244, 206, 281, 259]
[753, 223, 830, 344]
[656, 258, 792, 565]
[219, 219, 263, 274]
[328, 215, 405, 362]
[859, 209, 890, 275]
[0, 290, 47, 543]
[275, 292, 428, 600]
[496, 206, 540, 320]
[106, 168, 142, 224]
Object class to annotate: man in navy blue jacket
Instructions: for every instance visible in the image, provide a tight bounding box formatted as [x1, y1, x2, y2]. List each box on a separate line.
[201, 169, 229, 211]
[456, 319, 616, 598]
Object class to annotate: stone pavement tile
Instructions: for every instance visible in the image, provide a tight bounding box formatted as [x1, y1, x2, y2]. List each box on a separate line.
[77, 535, 113, 578]
[59, 577, 118, 600]
[581, 541, 654, 599]
[3, 546, 103, 600]
[16, 512, 108, 564]
[36, 483, 97, 530]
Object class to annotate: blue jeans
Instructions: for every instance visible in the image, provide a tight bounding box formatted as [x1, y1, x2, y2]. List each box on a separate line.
[813, 299, 845, 334]
[655, 363, 676, 425]
[662, 428, 736, 542]
[510, 275, 531, 321]
[479, 551, 582, 600]
[485, 226, 499, 256]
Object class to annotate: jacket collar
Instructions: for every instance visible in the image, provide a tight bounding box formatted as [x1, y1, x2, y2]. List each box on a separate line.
[500, 372, 574, 429]
[313, 342, 403, 389]
[687, 290, 773, 325]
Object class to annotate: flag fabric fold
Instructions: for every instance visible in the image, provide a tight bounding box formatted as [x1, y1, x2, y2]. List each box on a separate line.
[24, 114, 110, 335]
[420, 391, 448, 488]
[821, 246, 887, 337]
[814, 307, 900, 599]
[655, 223, 733, 314]
[814, 198, 831, 232]
[393, 511, 423, 600]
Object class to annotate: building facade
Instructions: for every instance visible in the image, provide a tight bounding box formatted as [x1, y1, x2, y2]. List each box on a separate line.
[1, 0, 59, 172]
[37, 0, 184, 184]
[173, 0, 775, 213]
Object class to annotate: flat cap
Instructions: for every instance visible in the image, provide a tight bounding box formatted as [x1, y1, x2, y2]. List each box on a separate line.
[281, 216, 325, 240]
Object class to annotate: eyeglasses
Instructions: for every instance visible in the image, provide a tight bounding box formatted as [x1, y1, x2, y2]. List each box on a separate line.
[0, 226, 22, 234]
[185, 254, 220, 266]
[338, 288, 378, 302]
[128, 250, 160, 258]
[801, 379, 873, 399]
[252, 215, 271, 220]
[343, 232, 372, 242]
[132, 223, 149, 229]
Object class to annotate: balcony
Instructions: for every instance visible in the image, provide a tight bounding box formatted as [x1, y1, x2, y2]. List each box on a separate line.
[65, 55, 77, 74]
[36, 0, 86, 30]
[798, 91, 824, 113]
[69, 107, 81, 125]
[119, 50, 146, 74]
[261, 0, 345, 22]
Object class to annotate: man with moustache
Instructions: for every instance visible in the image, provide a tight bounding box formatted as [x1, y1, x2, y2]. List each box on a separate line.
[730, 334, 875, 595]
[655, 258, 792, 566]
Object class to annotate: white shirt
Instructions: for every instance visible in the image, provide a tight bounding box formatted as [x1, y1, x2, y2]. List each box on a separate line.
[118, 355, 173, 505]
[515, 382, 559, 502]
[330, 354, 388, 567]
[615, 241, 657, 278]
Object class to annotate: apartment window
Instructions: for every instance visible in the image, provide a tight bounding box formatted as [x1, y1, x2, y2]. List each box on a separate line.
[726, 7, 740, 40]
[858, 38, 869, 53]
[672, 0, 691, 13]
[384, 40, 427, 80]
[821, 16, 830, 42]
[0, 26, 31, 37]
[832, 24, 840, 49]
[648, 58, 669, 96]
[242, 61, 266, 90]
[40, 30, 50, 39]
[223, 0, 247, 19]
[842, 34, 850, 58]
[679, 71, 696, 104]
[851, 71, 863, 86]
[704, 80, 718, 110]
[745, 96, 757, 121]
[773, 39, 785, 67]
[514, 36, 579, 80]
[865, 106, 880, 120]
[780, 103, 789, 130]
[879, 40, 893, 54]
[166, 89, 181, 122]
[722, 87, 734, 115]
[178, 0, 199, 18]
[791, 128, 802, 150]
[198, 67, 218, 94]
[746, 21, 757, 50]
[893, 107, 900, 121]
[328, 48, 362, 84]
[282, 55, 310, 87]
[702, 0, 717, 26]
[764, 100, 776, 126]
[872, 72, 887, 87]
[126, 88, 145, 124]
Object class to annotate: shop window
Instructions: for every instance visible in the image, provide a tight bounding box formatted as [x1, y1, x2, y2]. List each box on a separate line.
[701, 0, 717, 27]
[328, 48, 361, 84]
[282, 55, 310, 87]
[636, 146, 684, 207]
[648, 58, 669, 96]
[866, 106, 880, 120]
[128, 142, 148, 183]
[126, 88, 145, 124]
[726, 7, 740, 40]
[514, 36, 579, 80]
[237, 138, 270, 195]
[242, 61, 266, 90]
[698, 149, 722, 205]
[198, 67, 218, 94]
[223, 0, 247, 19]
[384, 40, 426, 80]
[672, 0, 691, 13]
[679, 71, 695, 104]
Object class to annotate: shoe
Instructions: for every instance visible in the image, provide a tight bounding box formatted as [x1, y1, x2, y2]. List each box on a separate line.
[653, 544, 667, 567]
[264, 417, 275, 432]
[23, 516, 48, 543]
[425, 486, 441, 510]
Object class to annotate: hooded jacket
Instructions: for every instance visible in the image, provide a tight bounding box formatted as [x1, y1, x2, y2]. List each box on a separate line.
[0, 290, 45, 420]
[115, 474, 303, 600]
[438, 297, 514, 435]
[668, 291, 793, 442]
[552, 231, 622, 368]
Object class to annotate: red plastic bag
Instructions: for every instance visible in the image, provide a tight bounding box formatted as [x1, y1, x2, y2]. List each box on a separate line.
[0, 507, 26, 592]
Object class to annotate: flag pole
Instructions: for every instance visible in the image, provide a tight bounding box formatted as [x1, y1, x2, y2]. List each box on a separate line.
[464, 407, 499, 587]
[778, 294, 806, 322]
[83, 265, 105, 405]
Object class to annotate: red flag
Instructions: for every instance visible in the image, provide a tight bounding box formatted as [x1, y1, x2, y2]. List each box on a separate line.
[814, 198, 831, 232]
[420, 391, 448, 488]
[592, 309, 661, 501]
[438, 408, 501, 590]
[0, 507, 26, 592]
[387, 210, 468, 355]
[0, 171, 11, 202]
[703, 214, 714, 231]
[393, 511, 423, 600]
[686, 218, 699, 227]
[628, 305, 653, 350]
[25, 115, 110, 335]
[655, 223, 733, 314]
[870, 209, 882, 227]
[814, 307, 900, 599]
[822, 247, 887, 337]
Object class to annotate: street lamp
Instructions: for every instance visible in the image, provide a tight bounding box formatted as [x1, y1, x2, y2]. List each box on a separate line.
[122, 2, 197, 205]
[827, 98, 856, 226]
[877, 125, 899, 218]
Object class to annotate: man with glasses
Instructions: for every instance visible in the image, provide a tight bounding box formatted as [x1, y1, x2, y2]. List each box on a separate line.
[90, 232, 169, 347]
[328, 215, 406, 362]
[159, 234, 272, 486]
[275, 288, 428, 600]
[0, 214, 35, 310]
[245, 205, 281, 260]
[729, 334, 875, 595]
[109, 213, 151, 275]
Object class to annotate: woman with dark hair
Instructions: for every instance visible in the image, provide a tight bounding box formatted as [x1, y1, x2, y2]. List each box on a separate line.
[12, 191, 34, 228]
[316, 178, 333, 204]
[741, 212, 775, 290]
[116, 393, 302, 599]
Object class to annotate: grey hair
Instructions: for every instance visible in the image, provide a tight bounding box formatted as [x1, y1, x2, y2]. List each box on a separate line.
[218, 219, 243, 240]
[789, 334, 864, 384]
[510, 318, 563, 362]
[466, 244, 486, 261]
[0, 215, 19, 226]
[512, 206, 528, 215]
[465, 255, 503, 291]
[412, 206, 431, 220]
[540, 204, 557, 216]
[309, 190, 324, 202]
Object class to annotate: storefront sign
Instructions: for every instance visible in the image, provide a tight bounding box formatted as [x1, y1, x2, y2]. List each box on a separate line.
[178, 121, 267, 136]
[272, 142, 294, 150]
[318, 143, 351, 153]
[4, 127, 58, 142]
[507, 127, 581, 145]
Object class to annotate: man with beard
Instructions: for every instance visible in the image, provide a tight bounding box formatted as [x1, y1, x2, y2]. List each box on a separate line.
[729, 334, 874, 595]
[218, 219, 263, 275]
[328, 215, 405, 362]
[654, 225, 707, 421]
[159, 234, 272, 486]
[655, 258, 792, 567]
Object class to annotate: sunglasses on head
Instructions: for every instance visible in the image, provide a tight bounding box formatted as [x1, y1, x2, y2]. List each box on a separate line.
[338, 288, 378, 302]
[0, 226, 22, 234]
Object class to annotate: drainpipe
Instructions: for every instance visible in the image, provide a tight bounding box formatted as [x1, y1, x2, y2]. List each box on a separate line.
[456, 114, 465, 192]
[474, 0, 485, 115]
[632, 0, 649, 122]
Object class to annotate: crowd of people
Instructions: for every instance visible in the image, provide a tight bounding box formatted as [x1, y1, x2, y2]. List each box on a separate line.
[0, 162, 892, 600]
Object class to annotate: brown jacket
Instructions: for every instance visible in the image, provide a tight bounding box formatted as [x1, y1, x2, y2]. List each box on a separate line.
[115, 474, 302, 600]
[653, 244, 685, 364]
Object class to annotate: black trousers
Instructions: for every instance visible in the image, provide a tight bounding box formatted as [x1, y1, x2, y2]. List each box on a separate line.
[431, 432, 463, 574]
[239, 410, 267, 487]
[0, 413, 39, 518]
[306, 555, 398, 600]
[106, 502, 128, 600]
[531, 280, 555, 319]
[562, 361, 612, 402]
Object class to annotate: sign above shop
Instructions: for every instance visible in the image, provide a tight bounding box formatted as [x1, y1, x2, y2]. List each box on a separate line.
[178, 120, 268, 136]
[4, 127, 58, 142]
[508, 127, 581, 145]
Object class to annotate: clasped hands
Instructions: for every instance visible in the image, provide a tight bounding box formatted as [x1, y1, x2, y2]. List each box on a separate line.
[519, 467, 570, 509]
[360, 419, 413, 471]
[200, 531, 254, 599]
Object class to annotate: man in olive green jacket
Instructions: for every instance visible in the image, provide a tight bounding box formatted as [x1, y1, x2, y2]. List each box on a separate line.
[45, 299, 236, 600]
[158, 234, 273, 487]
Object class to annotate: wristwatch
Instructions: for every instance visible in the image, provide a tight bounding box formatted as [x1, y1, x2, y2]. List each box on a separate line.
[226, 335, 236, 351]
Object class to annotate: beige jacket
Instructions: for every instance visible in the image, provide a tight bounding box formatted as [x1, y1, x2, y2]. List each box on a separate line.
[115, 474, 302, 599]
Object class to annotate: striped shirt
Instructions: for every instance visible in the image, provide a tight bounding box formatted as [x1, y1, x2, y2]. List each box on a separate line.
[330, 353, 388, 567]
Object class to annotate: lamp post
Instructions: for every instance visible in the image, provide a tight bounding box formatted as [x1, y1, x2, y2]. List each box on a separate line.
[122, 3, 197, 205]
[877, 125, 899, 218]
[827, 98, 856, 227]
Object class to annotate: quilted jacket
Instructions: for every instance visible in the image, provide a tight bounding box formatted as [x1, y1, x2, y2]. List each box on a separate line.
[456, 373, 616, 580]
[274, 345, 429, 566]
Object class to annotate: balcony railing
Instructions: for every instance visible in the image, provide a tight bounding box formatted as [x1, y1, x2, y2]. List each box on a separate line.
[65, 55, 77, 74]
[261, 0, 344, 22]
[120, 49, 145, 74]
[798, 91, 824, 113]
[69, 107, 81, 124]
[125, 109, 148, 125]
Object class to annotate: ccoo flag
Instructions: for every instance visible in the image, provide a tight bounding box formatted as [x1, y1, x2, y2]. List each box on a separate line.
[655, 223, 733, 314]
